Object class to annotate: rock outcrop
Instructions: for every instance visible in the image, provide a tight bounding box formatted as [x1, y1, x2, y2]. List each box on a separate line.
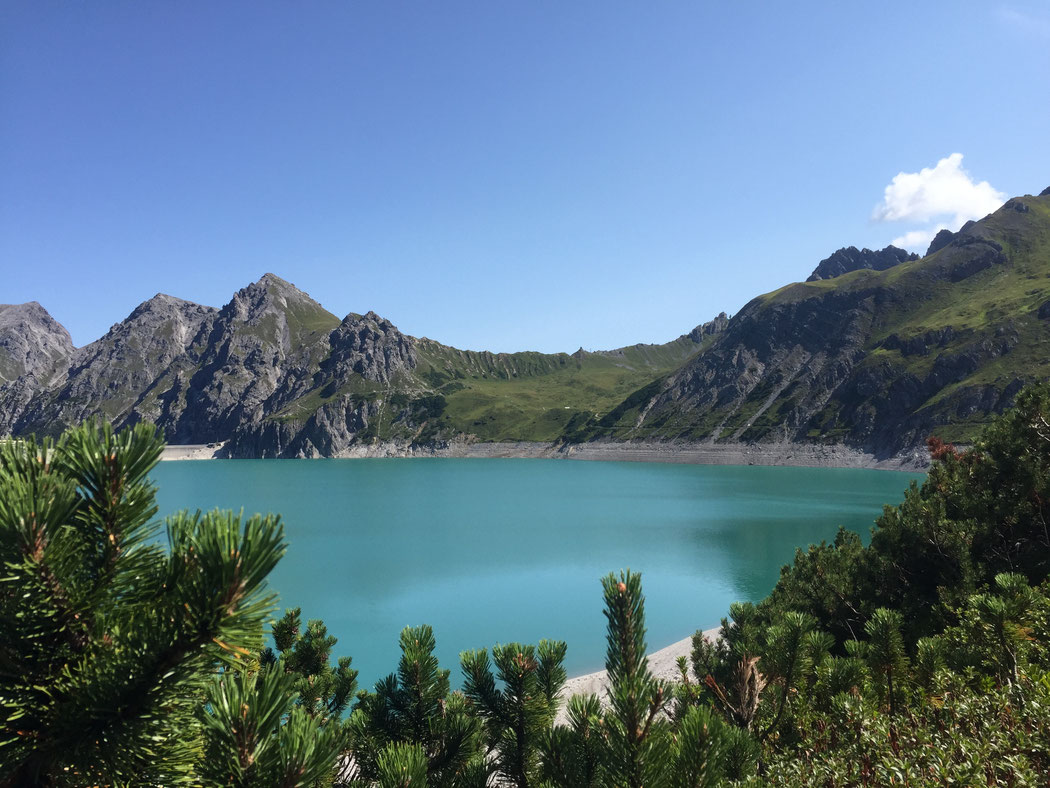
[0, 302, 74, 433]
[688, 312, 730, 341]
[806, 245, 918, 282]
[168, 274, 340, 442]
[321, 311, 418, 386]
[925, 229, 955, 257]
[15, 294, 216, 437]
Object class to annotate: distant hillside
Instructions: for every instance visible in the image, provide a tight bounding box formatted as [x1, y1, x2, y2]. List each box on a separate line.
[0, 276, 711, 457]
[3, 187, 1048, 460]
[580, 189, 1050, 459]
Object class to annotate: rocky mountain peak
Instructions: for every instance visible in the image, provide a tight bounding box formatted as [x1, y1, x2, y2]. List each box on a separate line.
[806, 245, 918, 282]
[925, 229, 956, 257]
[125, 293, 216, 326]
[688, 312, 730, 342]
[86, 294, 216, 360]
[255, 272, 309, 299]
[0, 300, 55, 326]
[339, 310, 407, 337]
[217, 274, 338, 336]
[0, 302, 73, 384]
[0, 302, 76, 435]
[10, 291, 220, 438]
[323, 310, 417, 384]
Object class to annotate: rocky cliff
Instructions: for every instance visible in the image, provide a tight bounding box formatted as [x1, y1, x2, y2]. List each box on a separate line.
[0, 302, 74, 434]
[806, 245, 918, 281]
[14, 294, 216, 437]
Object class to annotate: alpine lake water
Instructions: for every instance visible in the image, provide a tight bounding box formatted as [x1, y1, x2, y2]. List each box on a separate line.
[152, 458, 922, 689]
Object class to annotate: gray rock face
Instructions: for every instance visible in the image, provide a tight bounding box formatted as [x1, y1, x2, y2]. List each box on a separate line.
[806, 245, 918, 282]
[0, 302, 72, 384]
[635, 282, 1021, 457]
[0, 302, 74, 433]
[925, 229, 955, 257]
[226, 395, 383, 458]
[170, 274, 340, 442]
[222, 309, 419, 457]
[2, 273, 427, 455]
[15, 295, 216, 437]
[651, 288, 883, 444]
[688, 312, 730, 342]
[935, 235, 1007, 282]
[322, 311, 417, 386]
[880, 327, 956, 356]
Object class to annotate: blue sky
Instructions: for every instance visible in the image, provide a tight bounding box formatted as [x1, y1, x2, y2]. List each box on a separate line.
[2, 1, 1049, 352]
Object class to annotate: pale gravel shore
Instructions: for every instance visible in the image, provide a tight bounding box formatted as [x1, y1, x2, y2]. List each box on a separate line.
[160, 442, 226, 460]
[554, 626, 722, 726]
[335, 438, 926, 470]
[162, 437, 928, 470]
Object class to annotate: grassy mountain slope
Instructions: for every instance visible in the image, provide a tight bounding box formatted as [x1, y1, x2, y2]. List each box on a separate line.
[252, 329, 710, 450]
[407, 335, 709, 442]
[585, 192, 1050, 456]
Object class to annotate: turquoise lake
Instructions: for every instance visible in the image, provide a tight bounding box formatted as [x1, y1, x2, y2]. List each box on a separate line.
[152, 459, 922, 688]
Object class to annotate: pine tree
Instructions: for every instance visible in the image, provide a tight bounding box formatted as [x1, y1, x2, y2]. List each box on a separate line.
[864, 607, 909, 716]
[0, 421, 339, 786]
[351, 624, 484, 786]
[460, 638, 567, 787]
[546, 571, 733, 788]
[599, 570, 672, 787]
[198, 667, 344, 788]
[539, 694, 605, 787]
[375, 742, 429, 787]
[257, 608, 358, 786]
[758, 611, 820, 742]
[262, 608, 358, 723]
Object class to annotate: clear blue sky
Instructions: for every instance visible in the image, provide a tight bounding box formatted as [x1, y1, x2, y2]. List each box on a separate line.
[3, 1, 1048, 352]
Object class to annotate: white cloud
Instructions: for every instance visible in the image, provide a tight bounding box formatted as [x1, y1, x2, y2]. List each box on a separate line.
[997, 6, 1050, 39]
[874, 153, 1006, 226]
[874, 154, 1006, 253]
[890, 224, 949, 252]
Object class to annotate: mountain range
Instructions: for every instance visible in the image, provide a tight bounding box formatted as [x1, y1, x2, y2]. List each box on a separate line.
[3, 186, 1049, 462]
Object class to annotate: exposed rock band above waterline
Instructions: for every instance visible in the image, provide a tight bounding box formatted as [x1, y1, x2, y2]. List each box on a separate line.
[161, 439, 929, 471]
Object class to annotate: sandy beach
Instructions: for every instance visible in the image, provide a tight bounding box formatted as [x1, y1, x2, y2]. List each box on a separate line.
[554, 626, 722, 725]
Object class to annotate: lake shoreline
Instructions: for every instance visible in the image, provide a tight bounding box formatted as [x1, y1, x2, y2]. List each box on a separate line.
[161, 439, 928, 471]
[556, 626, 722, 725]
